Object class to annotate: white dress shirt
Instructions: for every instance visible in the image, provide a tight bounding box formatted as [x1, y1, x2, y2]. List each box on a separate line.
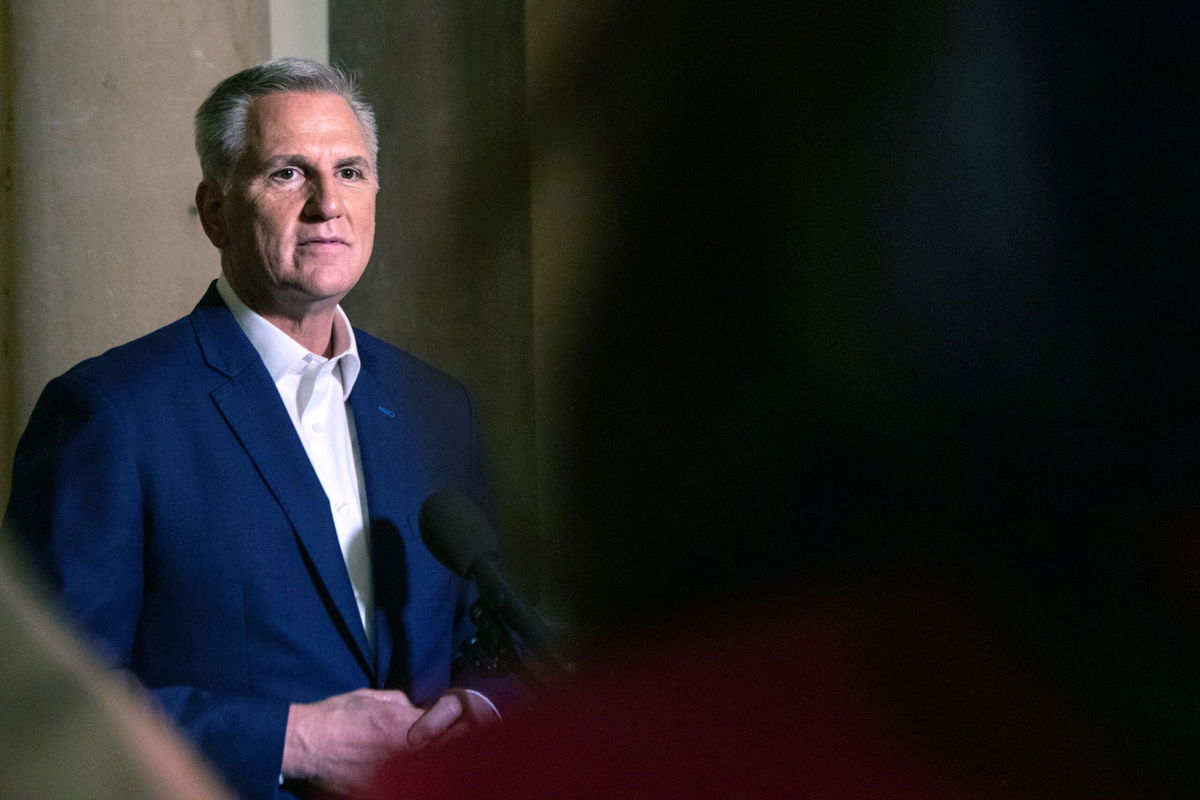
[216, 277, 375, 646]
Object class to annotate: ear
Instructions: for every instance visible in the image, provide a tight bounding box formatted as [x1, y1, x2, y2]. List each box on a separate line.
[195, 181, 229, 248]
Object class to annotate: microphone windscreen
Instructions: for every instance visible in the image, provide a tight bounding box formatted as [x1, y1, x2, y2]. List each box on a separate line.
[419, 489, 499, 576]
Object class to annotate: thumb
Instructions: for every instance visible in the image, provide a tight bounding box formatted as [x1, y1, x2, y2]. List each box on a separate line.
[407, 693, 464, 748]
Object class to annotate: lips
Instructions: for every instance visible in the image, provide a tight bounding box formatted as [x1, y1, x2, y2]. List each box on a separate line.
[298, 236, 348, 246]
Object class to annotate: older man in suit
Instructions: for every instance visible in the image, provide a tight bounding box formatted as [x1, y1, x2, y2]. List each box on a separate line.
[5, 59, 504, 799]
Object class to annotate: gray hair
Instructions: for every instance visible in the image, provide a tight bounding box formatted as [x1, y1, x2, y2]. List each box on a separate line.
[195, 57, 379, 190]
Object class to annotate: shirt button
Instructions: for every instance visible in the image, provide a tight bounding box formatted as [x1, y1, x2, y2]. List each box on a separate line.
[312, 423, 323, 433]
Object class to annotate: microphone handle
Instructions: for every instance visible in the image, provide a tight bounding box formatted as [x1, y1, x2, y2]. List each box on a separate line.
[468, 555, 566, 674]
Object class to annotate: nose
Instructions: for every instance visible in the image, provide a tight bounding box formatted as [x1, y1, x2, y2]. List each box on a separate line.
[303, 175, 343, 220]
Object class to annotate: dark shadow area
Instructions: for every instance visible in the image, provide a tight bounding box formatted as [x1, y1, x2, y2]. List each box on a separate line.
[382, 2, 1200, 796]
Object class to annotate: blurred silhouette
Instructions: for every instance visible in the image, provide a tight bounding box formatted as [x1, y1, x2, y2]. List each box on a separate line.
[0, 531, 231, 799]
[377, 2, 1200, 797]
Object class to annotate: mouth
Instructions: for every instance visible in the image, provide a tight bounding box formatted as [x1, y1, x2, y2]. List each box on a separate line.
[298, 236, 349, 247]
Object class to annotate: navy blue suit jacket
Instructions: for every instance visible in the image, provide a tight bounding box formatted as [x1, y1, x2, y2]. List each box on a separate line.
[5, 283, 503, 799]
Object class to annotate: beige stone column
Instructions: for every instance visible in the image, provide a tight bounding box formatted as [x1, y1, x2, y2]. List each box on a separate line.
[1, 0, 269, 505]
[1, 2, 14, 509]
[525, 0, 619, 607]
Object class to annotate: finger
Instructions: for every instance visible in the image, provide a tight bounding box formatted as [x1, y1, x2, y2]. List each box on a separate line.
[407, 693, 464, 748]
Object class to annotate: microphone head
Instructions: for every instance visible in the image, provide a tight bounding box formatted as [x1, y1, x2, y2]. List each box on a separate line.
[419, 489, 499, 576]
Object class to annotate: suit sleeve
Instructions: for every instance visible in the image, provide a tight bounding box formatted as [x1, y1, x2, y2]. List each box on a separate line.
[5, 373, 289, 800]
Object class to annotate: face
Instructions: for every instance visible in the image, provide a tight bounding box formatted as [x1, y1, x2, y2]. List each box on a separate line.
[198, 91, 377, 319]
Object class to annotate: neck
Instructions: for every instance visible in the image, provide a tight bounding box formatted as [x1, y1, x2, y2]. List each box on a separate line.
[221, 270, 342, 357]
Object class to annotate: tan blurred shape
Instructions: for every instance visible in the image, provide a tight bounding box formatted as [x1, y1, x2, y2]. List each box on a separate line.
[0, 534, 233, 800]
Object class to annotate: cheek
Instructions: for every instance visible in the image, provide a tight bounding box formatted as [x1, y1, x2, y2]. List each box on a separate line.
[357, 192, 376, 220]
[357, 197, 377, 237]
[359, 210, 376, 261]
[250, 212, 293, 252]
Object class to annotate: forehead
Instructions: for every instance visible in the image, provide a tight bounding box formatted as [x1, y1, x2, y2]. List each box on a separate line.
[242, 91, 369, 159]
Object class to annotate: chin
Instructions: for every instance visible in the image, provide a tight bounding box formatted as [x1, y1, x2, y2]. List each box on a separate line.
[309, 275, 364, 301]
[292, 261, 363, 288]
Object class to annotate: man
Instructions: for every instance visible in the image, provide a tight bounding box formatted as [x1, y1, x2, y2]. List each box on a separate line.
[5, 58, 506, 799]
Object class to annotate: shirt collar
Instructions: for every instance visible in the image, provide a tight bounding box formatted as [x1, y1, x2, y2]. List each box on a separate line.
[215, 276, 361, 399]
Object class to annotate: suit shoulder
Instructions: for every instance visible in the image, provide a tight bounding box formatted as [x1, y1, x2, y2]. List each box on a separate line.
[354, 329, 467, 395]
[53, 316, 199, 394]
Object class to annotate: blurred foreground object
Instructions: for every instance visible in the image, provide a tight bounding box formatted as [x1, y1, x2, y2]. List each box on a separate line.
[0, 533, 231, 800]
[379, 0, 1200, 796]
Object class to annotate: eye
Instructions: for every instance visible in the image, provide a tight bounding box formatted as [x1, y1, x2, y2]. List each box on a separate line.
[271, 167, 302, 181]
[339, 167, 364, 180]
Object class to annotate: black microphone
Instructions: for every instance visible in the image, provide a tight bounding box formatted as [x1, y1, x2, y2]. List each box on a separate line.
[419, 489, 562, 673]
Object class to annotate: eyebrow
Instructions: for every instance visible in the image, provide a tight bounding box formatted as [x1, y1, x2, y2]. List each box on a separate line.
[259, 154, 311, 173]
[335, 156, 372, 171]
[258, 154, 372, 174]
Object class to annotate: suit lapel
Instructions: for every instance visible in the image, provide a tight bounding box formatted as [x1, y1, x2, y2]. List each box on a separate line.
[190, 284, 376, 678]
[348, 355, 426, 687]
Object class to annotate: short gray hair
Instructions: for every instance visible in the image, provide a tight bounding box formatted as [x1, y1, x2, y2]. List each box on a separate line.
[195, 58, 379, 190]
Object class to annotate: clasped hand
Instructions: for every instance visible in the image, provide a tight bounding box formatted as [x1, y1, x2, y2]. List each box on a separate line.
[282, 687, 496, 797]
